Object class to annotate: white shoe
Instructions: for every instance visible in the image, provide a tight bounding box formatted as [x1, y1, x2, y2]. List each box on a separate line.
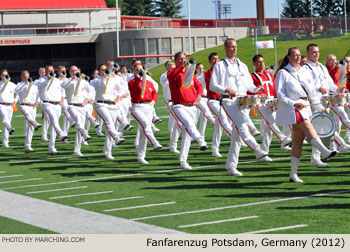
[180, 161, 192, 170]
[170, 148, 180, 154]
[70, 122, 76, 128]
[281, 145, 292, 151]
[62, 138, 70, 144]
[252, 130, 261, 137]
[260, 156, 272, 162]
[198, 139, 208, 151]
[74, 151, 83, 157]
[289, 174, 304, 183]
[124, 124, 134, 131]
[34, 124, 42, 131]
[254, 148, 268, 160]
[82, 141, 89, 146]
[281, 137, 292, 148]
[25, 146, 33, 152]
[105, 154, 114, 160]
[59, 134, 68, 142]
[112, 144, 119, 148]
[48, 149, 59, 154]
[92, 120, 100, 128]
[153, 144, 163, 151]
[96, 132, 104, 137]
[152, 127, 160, 133]
[212, 151, 222, 158]
[138, 158, 149, 165]
[3, 144, 11, 149]
[303, 140, 308, 144]
[115, 137, 125, 145]
[310, 159, 329, 168]
[83, 134, 91, 142]
[227, 168, 243, 176]
[338, 143, 350, 153]
[345, 137, 350, 145]
[42, 137, 49, 142]
[241, 141, 248, 147]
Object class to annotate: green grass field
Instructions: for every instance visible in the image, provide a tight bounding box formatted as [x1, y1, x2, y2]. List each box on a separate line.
[1, 35, 350, 234]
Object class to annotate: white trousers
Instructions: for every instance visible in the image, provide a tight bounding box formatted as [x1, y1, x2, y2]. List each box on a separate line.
[84, 103, 94, 131]
[243, 108, 258, 133]
[222, 99, 262, 169]
[257, 106, 287, 153]
[164, 100, 181, 150]
[61, 100, 74, 135]
[19, 105, 37, 148]
[196, 97, 215, 138]
[40, 102, 64, 151]
[207, 99, 232, 152]
[131, 103, 160, 159]
[172, 104, 203, 162]
[95, 103, 121, 156]
[0, 104, 13, 146]
[68, 106, 89, 153]
[41, 112, 49, 140]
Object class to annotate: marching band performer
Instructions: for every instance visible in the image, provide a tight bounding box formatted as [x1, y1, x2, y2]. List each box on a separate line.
[205, 52, 233, 158]
[210, 38, 268, 176]
[195, 63, 215, 140]
[90, 69, 104, 137]
[129, 63, 163, 164]
[303, 44, 350, 168]
[61, 66, 94, 157]
[34, 67, 49, 142]
[160, 60, 181, 154]
[15, 71, 41, 151]
[275, 47, 337, 183]
[168, 52, 208, 170]
[251, 54, 292, 160]
[90, 64, 125, 160]
[37, 65, 67, 154]
[58, 65, 76, 139]
[0, 69, 17, 148]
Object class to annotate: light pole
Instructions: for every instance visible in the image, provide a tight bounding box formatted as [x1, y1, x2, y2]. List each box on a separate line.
[278, 0, 281, 33]
[310, 0, 314, 34]
[116, 0, 120, 58]
[187, 0, 192, 54]
[345, 0, 348, 35]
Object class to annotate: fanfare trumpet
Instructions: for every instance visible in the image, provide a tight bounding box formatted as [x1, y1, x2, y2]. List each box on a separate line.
[188, 58, 196, 65]
[137, 70, 151, 79]
[4, 74, 11, 81]
[48, 71, 55, 78]
[75, 72, 90, 82]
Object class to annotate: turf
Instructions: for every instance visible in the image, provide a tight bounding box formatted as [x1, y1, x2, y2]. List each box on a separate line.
[1, 35, 350, 234]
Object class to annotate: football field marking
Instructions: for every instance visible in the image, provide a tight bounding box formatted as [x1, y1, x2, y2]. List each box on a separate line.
[49, 191, 113, 199]
[0, 178, 42, 184]
[75, 196, 144, 205]
[27, 186, 88, 194]
[131, 189, 350, 221]
[178, 216, 259, 228]
[0, 171, 6, 173]
[0, 174, 23, 179]
[242, 224, 308, 234]
[1, 155, 298, 191]
[104, 202, 176, 212]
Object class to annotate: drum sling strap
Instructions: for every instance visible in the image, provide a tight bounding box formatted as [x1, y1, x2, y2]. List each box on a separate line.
[252, 72, 273, 96]
[282, 68, 309, 98]
[219, 58, 242, 106]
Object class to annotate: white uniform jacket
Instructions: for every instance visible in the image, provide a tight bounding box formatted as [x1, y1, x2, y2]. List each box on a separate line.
[275, 64, 315, 126]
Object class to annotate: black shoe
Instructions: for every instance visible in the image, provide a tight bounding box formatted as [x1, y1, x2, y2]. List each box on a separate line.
[9, 128, 15, 135]
[325, 151, 337, 162]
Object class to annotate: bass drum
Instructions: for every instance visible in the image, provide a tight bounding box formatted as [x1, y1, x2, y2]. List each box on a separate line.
[310, 113, 336, 146]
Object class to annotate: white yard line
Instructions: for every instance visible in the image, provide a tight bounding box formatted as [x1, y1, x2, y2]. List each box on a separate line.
[49, 191, 113, 199]
[104, 202, 176, 212]
[0, 174, 23, 179]
[243, 224, 308, 234]
[0, 178, 42, 185]
[27, 186, 88, 194]
[131, 190, 350, 221]
[178, 216, 259, 228]
[0, 155, 310, 191]
[75, 196, 144, 206]
[0, 171, 6, 173]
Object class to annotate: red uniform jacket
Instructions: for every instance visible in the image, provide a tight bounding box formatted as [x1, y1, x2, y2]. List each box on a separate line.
[249, 70, 276, 97]
[327, 66, 339, 87]
[167, 65, 203, 104]
[128, 76, 158, 103]
[205, 66, 221, 99]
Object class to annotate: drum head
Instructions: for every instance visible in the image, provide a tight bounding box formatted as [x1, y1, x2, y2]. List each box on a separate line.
[311, 113, 336, 138]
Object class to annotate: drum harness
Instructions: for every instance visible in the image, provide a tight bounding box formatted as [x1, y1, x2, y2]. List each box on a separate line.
[252, 72, 273, 97]
[282, 68, 310, 101]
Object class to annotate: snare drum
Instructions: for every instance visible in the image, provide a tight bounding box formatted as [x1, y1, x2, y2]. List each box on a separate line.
[310, 113, 336, 146]
[264, 96, 278, 112]
[321, 94, 348, 107]
[236, 94, 264, 109]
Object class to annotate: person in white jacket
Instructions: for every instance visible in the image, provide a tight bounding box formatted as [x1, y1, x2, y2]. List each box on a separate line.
[0, 69, 17, 148]
[15, 71, 41, 151]
[275, 47, 337, 183]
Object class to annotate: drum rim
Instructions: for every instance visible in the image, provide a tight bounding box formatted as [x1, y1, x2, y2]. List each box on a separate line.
[310, 113, 336, 138]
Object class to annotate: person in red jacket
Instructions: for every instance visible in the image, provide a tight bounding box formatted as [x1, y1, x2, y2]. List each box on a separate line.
[167, 51, 208, 170]
[129, 63, 162, 165]
[325, 54, 339, 86]
[205, 52, 233, 158]
[251, 54, 292, 159]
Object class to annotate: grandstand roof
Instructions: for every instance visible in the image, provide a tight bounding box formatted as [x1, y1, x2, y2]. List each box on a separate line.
[0, 0, 107, 10]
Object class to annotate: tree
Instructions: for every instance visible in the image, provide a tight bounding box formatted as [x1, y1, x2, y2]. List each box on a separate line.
[154, 0, 183, 18]
[314, 0, 343, 17]
[104, 0, 128, 14]
[281, 0, 307, 18]
[104, 0, 156, 16]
